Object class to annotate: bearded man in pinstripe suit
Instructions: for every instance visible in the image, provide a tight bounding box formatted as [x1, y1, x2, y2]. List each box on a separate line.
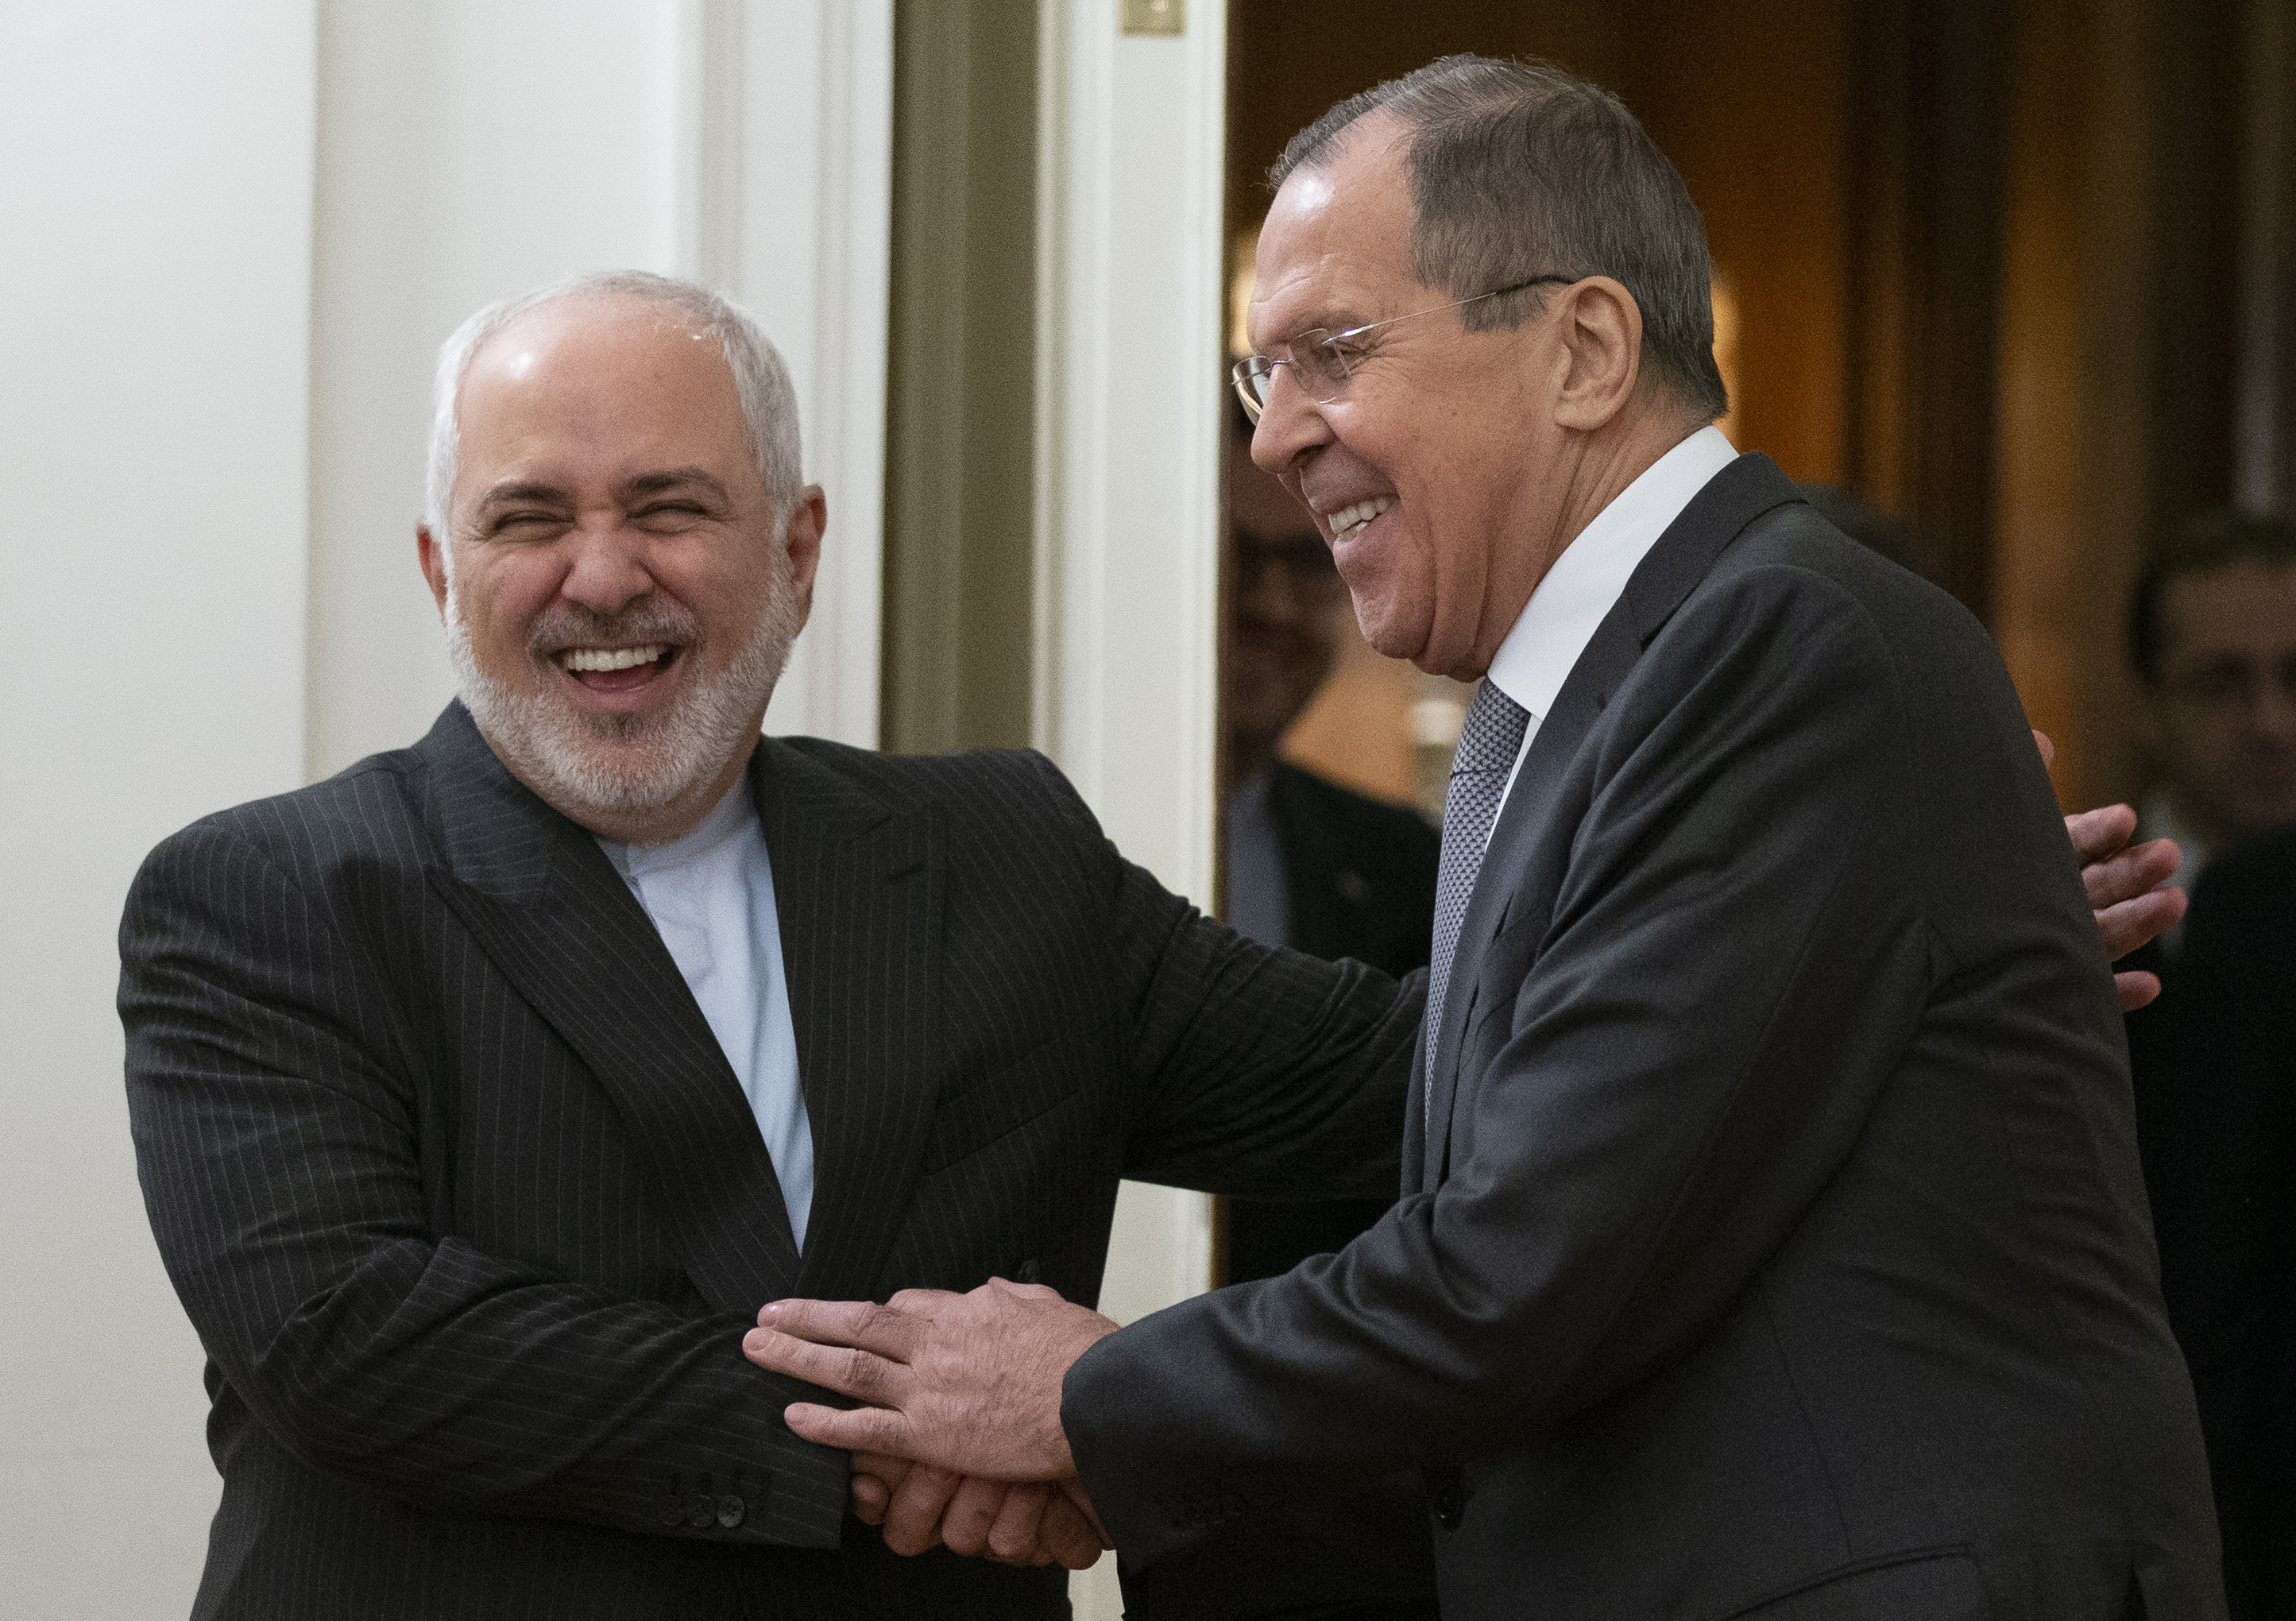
[118, 270, 1426, 1620]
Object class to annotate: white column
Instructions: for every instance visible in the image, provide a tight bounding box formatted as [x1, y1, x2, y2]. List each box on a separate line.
[1030, 3, 1228, 1615]
[0, 5, 318, 1614]
[728, 0, 896, 749]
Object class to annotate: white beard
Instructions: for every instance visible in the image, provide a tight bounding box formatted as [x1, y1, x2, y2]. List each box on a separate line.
[445, 540, 802, 827]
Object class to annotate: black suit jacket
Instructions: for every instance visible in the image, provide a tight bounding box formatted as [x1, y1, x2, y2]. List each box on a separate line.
[1065, 455, 2224, 1621]
[2143, 827, 2296, 1619]
[119, 702, 1418, 1620]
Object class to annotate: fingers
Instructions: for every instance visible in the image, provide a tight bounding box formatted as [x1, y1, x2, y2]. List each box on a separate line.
[937, 1474, 1010, 1557]
[2079, 838, 2181, 915]
[780, 1400, 914, 1456]
[986, 1277, 1065, 1303]
[744, 1327, 909, 1406]
[1056, 1476, 1111, 1548]
[880, 1463, 961, 1556]
[1036, 1486, 1108, 1569]
[984, 1482, 1053, 1565]
[2033, 729, 2054, 768]
[2062, 803, 2139, 867]
[2116, 968, 2164, 1013]
[756, 1298, 925, 1361]
[848, 1451, 912, 1527]
[885, 1286, 961, 1313]
[2098, 886, 2187, 963]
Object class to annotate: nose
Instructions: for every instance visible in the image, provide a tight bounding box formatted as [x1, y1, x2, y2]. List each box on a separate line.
[557, 516, 655, 614]
[1249, 369, 1334, 482]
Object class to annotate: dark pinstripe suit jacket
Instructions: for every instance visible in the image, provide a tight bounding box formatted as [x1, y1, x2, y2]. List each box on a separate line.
[120, 702, 1418, 1620]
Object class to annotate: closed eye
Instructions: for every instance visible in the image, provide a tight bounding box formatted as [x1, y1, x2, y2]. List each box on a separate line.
[632, 501, 716, 529]
[487, 510, 568, 538]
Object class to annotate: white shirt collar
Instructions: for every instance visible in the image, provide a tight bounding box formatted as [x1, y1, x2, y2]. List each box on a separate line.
[1485, 425, 1739, 723]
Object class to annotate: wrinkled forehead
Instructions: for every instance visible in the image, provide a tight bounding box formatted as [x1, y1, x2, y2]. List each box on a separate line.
[1247, 118, 1421, 349]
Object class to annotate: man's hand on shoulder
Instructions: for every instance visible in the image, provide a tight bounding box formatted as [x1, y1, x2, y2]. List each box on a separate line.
[2035, 730, 2187, 1011]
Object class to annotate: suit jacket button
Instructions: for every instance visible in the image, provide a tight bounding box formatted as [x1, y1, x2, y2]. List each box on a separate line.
[686, 1493, 717, 1530]
[716, 1494, 746, 1529]
[660, 1495, 687, 1527]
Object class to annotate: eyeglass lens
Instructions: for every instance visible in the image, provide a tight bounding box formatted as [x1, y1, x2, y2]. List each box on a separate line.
[1234, 331, 1351, 423]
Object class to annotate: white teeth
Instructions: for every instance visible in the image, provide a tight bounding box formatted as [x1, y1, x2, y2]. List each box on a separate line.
[1328, 496, 1396, 541]
[562, 644, 668, 672]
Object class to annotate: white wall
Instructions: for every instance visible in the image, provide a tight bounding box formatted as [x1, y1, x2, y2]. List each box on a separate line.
[0, 5, 317, 1613]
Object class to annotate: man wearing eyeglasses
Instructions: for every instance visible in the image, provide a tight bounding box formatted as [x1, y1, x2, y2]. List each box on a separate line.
[747, 54, 2224, 1621]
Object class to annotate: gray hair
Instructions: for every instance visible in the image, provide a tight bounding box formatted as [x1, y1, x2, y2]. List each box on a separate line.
[424, 269, 802, 548]
[1273, 56, 1730, 423]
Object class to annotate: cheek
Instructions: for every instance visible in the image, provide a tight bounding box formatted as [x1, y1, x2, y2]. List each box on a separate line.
[457, 566, 553, 661]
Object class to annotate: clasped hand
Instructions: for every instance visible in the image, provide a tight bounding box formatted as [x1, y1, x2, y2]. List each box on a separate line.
[739, 731, 2178, 1572]
[743, 1279, 1119, 1570]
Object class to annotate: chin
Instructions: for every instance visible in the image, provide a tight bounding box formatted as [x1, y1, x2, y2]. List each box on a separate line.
[1353, 612, 1428, 667]
[446, 594, 802, 833]
[469, 685, 733, 820]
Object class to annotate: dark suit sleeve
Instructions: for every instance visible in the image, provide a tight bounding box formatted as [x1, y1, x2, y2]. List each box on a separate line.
[2162, 837, 2296, 1606]
[119, 821, 848, 1546]
[1011, 754, 1424, 1204]
[1064, 567, 1966, 1561]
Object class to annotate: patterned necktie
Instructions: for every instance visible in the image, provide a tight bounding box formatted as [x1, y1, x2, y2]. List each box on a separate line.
[1425, 678, 1533, 1100]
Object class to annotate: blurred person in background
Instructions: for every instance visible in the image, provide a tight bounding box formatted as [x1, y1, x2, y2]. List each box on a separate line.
[2124, 509, 2296, 1621]
[2128, 509, 2296, 900]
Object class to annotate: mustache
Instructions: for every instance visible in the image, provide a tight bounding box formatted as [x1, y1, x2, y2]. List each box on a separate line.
[525, 602, 702, 657]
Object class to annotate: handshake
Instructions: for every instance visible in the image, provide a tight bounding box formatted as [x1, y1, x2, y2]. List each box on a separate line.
[744, 1277, 1127, 1571]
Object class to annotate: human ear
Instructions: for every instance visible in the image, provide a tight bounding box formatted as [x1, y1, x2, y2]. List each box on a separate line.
[780, 486, 828, 628]
[416, 524, 450, 618]
[1551, 276, 1644, 433]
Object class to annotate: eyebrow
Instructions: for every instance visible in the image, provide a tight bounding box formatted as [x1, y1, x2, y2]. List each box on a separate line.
[472, 480, 574, 516]
[470, 467, 733, 516]
[620, 467, 732, 504]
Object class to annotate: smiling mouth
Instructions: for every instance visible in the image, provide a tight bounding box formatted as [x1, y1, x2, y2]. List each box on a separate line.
[1328, 497, 1396, 544]
[557, 644, 677, 692]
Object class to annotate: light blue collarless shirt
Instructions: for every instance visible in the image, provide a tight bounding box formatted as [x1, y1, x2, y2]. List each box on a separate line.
[596, 772, 814, 1250]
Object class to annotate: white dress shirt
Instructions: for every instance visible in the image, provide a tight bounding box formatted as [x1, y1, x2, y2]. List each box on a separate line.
[597, 773, 814, 1249]
[1486, 425, 1741, 825]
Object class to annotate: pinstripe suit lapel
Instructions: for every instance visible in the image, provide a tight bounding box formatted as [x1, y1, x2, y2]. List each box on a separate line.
[754, 739, 945, 1304]
[414, 704, 804, 1316]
